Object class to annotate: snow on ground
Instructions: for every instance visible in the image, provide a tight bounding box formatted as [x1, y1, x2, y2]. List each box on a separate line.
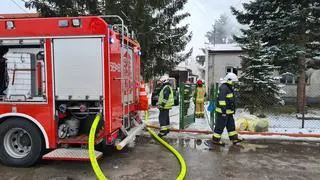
[144, 102, 320, 137]
[269, 128, 320, 134]
[185, 117, 212, 131]
[241, 134, 320, 142]
[146, 106, 180, 129]
[146, 105, 211, 131]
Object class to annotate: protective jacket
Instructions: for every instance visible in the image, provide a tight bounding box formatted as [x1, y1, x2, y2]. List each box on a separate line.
[195, 86, 206, 103]
[157, 84, 174, 109]
[215, 83, 236, 115]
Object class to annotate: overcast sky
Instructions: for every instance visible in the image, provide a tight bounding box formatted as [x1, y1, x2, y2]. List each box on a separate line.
[0, 0, 245, 56]
[184, 0, 245, 56]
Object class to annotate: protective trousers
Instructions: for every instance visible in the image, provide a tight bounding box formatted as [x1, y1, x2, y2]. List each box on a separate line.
[213, 113, 238, 140]
[159, 109, 170, 128]
[158, 109, 170, 137]
[195, 102, 204, 117]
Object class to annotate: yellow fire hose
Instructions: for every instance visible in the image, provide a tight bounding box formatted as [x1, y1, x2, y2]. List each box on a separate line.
[145, 111, 187, 180]
[88, 114, 107, 180]
[88, 111, 187, 180]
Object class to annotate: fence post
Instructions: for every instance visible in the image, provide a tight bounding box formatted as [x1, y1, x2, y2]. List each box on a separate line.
[210, 84, 215, 129]
[179, 83, 184, 129]
[302, 82, 306, 128]
[214, 82, 219, 126]
[209, 83, 219, 130]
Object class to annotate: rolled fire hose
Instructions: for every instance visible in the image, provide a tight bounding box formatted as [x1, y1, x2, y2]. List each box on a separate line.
[145, 111, 187, 180]
[88, 114, 107, 180]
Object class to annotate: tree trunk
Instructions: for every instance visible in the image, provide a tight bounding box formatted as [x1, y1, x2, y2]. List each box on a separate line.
[249, 105, 254, 114]
[297, 54, 306, 113]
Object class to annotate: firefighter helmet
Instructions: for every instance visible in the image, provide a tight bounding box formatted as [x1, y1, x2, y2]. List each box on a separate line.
[197, 80, 203, 85]
[224, 73, 238, 82]
[159, 75, 169, 84]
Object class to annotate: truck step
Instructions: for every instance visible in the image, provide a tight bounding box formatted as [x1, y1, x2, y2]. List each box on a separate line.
[42, 148, 103, 161]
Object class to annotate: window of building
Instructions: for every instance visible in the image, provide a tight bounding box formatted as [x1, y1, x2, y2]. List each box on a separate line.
[226, 66, 238, 75]
[280, 73, 295, 84]
[0, 39, 47, 102]
[280, 72, 310, 85]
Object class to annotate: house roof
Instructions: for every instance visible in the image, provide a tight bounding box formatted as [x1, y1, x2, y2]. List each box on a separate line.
[207, 44, 242, 53]
[173, 66, 189, 71]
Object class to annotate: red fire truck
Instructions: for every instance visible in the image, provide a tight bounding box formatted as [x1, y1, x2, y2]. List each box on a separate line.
[0, 14, 145, 167]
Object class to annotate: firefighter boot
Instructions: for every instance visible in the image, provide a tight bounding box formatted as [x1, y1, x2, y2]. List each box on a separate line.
[195, 113, 200, 118]
[212, 135, 225, 146]
[229, 134, 243, 144]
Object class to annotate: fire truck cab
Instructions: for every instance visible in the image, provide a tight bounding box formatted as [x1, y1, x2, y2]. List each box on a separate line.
[0, 14, 145, 167]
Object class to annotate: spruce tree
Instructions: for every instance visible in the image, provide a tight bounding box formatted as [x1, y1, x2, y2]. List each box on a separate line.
[145, 0, 192, 79]
[232, 0, 320, 113]
[25, 0, 103, 16]
[236, 33, 282, 114]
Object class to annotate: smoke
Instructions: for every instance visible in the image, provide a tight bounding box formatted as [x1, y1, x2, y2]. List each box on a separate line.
[220, 13, 244, 43]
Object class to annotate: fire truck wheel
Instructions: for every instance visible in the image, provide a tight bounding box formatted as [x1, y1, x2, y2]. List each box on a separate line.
[0, 118, 44, 167]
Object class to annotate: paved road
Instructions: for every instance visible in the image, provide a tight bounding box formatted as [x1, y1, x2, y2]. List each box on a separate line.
[1, 135, 320, 180]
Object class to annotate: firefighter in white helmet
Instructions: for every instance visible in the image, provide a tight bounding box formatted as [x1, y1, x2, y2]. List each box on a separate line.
[212, 72, 242, 145]
[157, 75, 174, 137]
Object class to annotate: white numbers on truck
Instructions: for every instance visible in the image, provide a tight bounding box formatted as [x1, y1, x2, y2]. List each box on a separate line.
[110, 62, 121, 72]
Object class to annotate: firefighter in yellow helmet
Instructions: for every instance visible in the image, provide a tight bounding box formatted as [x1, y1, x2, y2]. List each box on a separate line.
[195, 79, 206, 118]
[157, 75, 174, 137]
[212, 73, 242, 145]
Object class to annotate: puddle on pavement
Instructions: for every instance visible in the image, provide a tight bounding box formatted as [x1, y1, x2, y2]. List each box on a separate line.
[108, 135, 320, 159]
[170, 138, 269, 153]
[136, 136, 269, 153]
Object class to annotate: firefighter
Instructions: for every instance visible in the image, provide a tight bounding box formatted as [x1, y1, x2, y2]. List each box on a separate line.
[212, 72, 242, 145]
[0, 47, 9, 96]
[195, 80, 206, 118]
[157, 75, 174, 137]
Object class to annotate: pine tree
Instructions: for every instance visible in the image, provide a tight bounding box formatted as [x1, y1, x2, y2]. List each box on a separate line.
[104, 0, 192, 79]
[232, 0, 320, 113]
[25, 0, 103, 16]
[145, 0, 192, 79]
[25, 0, 192, 80]
[237, 33, 282, 114]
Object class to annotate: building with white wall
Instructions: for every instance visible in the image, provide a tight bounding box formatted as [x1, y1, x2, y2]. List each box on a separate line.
[205, 44, 320, 102]
[205, 44, 242, 91]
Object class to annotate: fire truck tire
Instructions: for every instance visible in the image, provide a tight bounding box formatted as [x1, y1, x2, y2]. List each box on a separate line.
[0, 118, 44, 167]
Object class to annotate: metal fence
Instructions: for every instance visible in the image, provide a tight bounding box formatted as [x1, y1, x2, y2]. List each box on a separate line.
[179, 83, 196, 129]
[209, 82, 320, 134]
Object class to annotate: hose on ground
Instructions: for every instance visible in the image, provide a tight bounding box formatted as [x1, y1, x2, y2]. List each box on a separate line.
[88, 114, 107, 180]
[88, 111, 187, 180]
[145, 111, 187, 180]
